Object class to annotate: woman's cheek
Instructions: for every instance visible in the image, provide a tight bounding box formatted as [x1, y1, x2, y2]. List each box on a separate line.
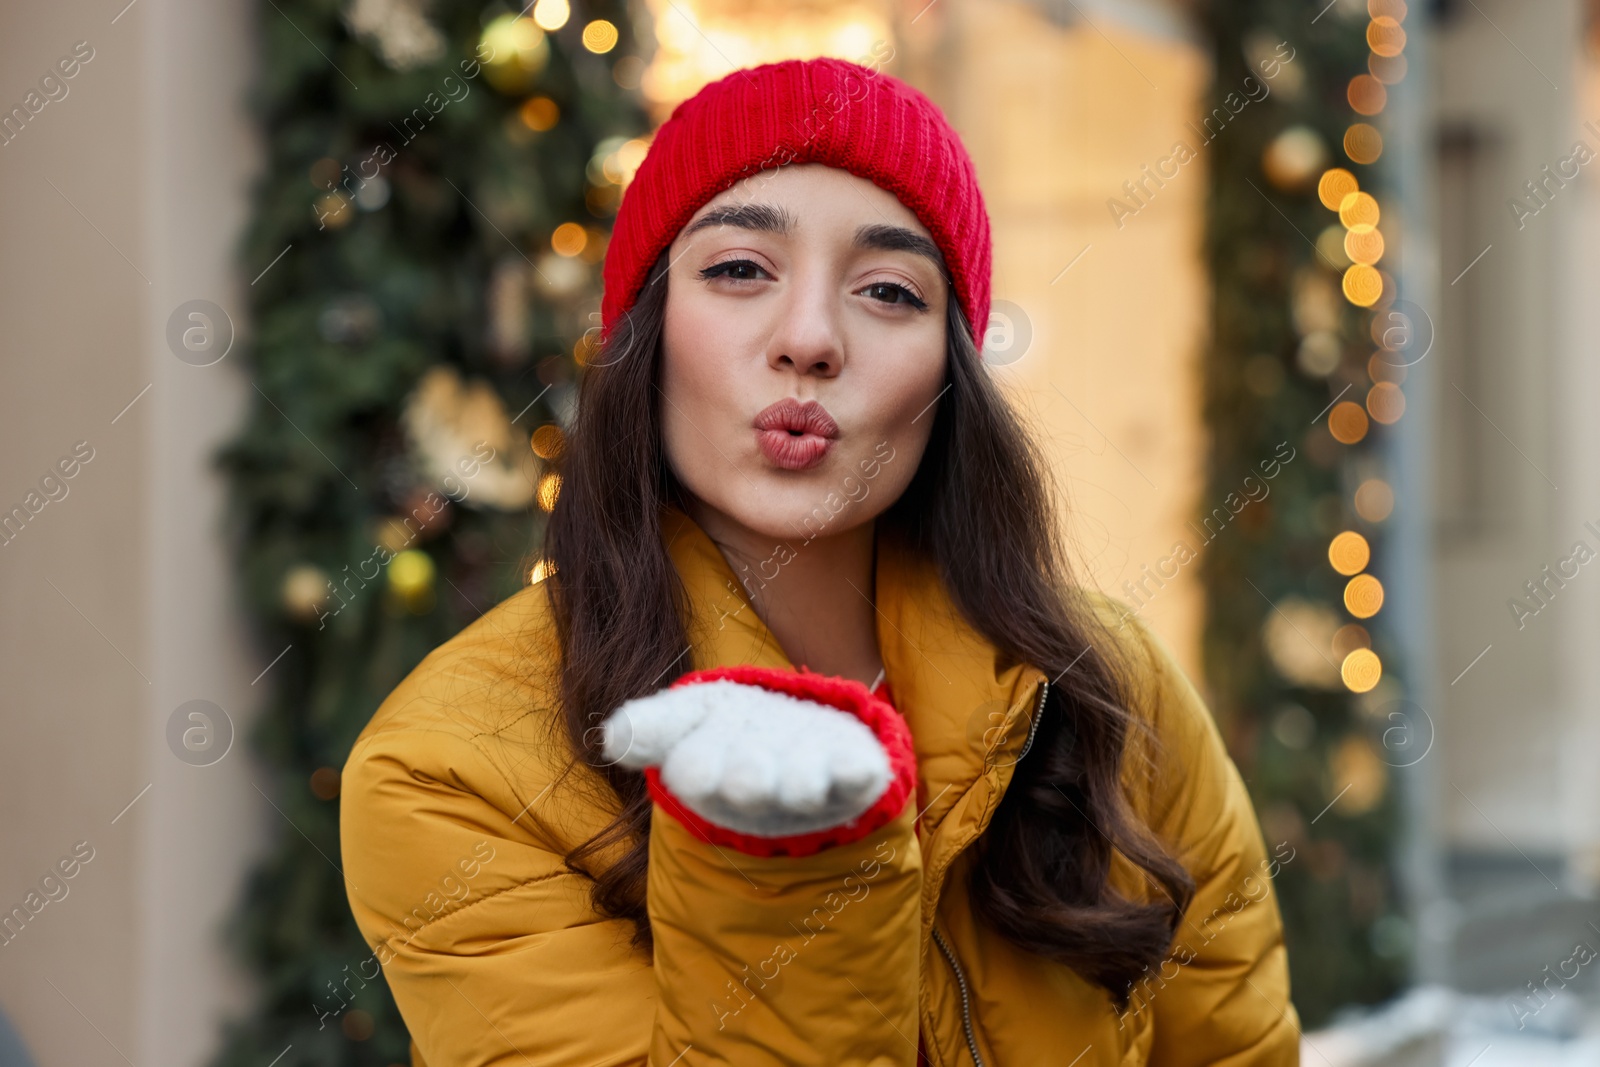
[868, 330, 944, 486]
[659, 299, 747, 489]
[657, 351, 718, 491]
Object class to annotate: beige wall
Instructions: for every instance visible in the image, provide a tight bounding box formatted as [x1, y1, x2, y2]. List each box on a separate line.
[907, 0, 1209, 681]
[0, 0, 262, 1064]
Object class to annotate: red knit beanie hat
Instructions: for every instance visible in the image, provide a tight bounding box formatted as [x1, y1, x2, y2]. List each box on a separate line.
[600, 57, 992, 346]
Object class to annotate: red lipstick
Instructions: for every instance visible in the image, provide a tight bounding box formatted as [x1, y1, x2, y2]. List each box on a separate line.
[753, 397, 839, 471]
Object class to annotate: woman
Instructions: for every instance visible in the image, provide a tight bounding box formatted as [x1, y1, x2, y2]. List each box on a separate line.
[340, 58, 1299, 1066]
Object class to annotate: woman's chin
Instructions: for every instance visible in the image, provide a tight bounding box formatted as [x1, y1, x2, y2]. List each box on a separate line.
[697, 474, 874, 546]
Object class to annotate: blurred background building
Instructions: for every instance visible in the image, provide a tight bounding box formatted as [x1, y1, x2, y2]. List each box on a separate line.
[1, 0, 1597, 1064]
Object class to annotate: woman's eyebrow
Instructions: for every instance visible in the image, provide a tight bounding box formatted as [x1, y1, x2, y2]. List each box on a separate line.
[683, 203, 795, 237]
[680, 210, 942, 267]
[854, 224, 944, 266]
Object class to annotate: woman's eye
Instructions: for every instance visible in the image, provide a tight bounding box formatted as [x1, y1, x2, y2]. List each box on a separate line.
[699, 259, 768, 282]
[861, 282, 928, 310]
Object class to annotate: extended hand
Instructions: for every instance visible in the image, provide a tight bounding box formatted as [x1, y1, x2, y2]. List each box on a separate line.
[600, 678, 894, 837]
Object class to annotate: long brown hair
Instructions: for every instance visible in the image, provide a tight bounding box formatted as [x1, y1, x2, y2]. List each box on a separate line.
[540, 253, 1195, 1003]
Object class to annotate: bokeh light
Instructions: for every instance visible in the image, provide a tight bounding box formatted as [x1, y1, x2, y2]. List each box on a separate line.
[531, 424, 565, 460]
[1343, 264, 1383, 307]
[1345, 227, 1385, 265]
[1341, 648, 1383, 693]
[1348, 74, 1388, 116]
[537, 472, 562, 511]
[1367, 382, 1407, 424]
[1329, 401, 1371, 444]
[1344, 574, 1386, 618]
[583, 19, 620, 54]
[1318, 167, 1359, 211]
[1339, 191, 1381, 231]
[1355, 479, 1395, 522]
[551, 222, 588, 256]
[532, 0, 570, 31]
[519, 96, 559, 131]
[1329, 531, 1372, 575]
[1344, 123, 1383, 165]
[1367, 17, 1407, 58]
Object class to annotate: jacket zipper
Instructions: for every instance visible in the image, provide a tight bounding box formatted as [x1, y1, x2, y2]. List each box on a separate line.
[931, 924, 986, 1067]
[931, 678, 1047, 1066]
[1015, 677, 1048, 764]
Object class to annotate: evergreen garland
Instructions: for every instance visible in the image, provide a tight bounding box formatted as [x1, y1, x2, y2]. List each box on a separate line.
[214, 2, 644, 1062]
[1195, 0, 1408, 1027]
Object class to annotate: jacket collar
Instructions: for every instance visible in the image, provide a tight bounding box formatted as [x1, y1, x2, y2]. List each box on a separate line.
[660, 504, 1047, 921]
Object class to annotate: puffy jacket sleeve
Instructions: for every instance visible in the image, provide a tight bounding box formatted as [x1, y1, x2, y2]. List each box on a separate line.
[1109, 605, 1301, 1066]
[646, 802, 922, 1066]
[341, 723, 655, 1067]
[339, 594, 924, 1067]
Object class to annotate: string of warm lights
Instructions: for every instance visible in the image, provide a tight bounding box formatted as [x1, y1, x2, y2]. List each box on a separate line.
[1317, 0, 1408, 695]
[482, 0, 652, 564]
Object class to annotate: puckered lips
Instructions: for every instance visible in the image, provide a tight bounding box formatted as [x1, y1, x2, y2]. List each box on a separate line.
[753, 397, 839, 471]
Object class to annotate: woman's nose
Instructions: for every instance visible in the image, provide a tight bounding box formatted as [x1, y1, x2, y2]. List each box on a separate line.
[766, 270, 844, 378]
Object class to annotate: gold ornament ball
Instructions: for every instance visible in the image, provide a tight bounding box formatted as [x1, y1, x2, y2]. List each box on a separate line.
[388, 549, 436, 604]
[1316, 224, 1351, 268]
[1330, 735, 1388, 814]
[314, 192, 353, 230]
[1262, 126, 1328, 191]
[1297, 332, 1343, 378]
[520, 96, 559, 132]
[310, 767, 342, 800]
[479, 15, 549, 94]
[282, 563, 331, 621]
[341, 1008, 375, 1041]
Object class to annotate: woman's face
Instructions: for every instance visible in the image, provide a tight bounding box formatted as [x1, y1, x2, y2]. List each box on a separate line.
[658, 164, 949, 547]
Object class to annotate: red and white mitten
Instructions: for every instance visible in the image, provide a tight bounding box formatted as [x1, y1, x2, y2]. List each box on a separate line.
[599, 665, 917, 857]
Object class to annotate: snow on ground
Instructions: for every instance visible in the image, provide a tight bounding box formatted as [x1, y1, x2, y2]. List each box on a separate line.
[1304, 986, 1600, 1066]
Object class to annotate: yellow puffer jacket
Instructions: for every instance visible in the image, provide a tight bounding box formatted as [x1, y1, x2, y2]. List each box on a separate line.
[340, 505, 1300, 1066]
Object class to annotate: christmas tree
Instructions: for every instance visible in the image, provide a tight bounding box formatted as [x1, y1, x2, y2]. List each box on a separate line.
[1195, 0, 1412, 1026]
[215, 1, 645, 1061]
